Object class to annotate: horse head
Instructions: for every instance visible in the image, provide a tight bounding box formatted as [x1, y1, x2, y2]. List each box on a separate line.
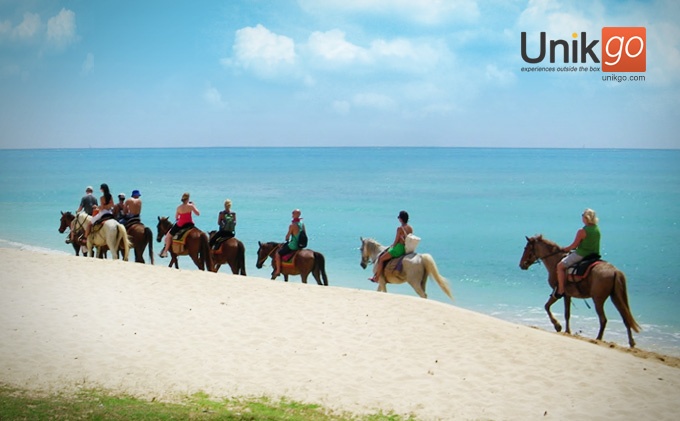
[359, 237, 371, 269]
[58, 211, 75, 233]
[156, 216, 171, 242]
[359, 237, 383, 269]
[519, 235, 540, 270]
[255, 241, 278, 269]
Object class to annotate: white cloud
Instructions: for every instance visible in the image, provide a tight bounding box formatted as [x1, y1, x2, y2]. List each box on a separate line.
[307, 29, 444, 73]
[485, 64, 516, 86]
[46, 8, 77, 49]
[81, 53, 94, 75]
[13, 13, 41, 40]
[517, 0, 597, 38]
[332, 100, 351, 114]
[308, 29, 369, 63]
[203, 86, 226, 109]
[225, 24, 296, 78]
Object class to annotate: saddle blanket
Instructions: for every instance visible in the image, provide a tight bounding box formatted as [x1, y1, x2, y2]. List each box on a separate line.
[567, 254, 604, 281]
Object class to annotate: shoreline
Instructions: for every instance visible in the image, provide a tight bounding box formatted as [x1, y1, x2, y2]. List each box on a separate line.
[2, 248, 680, 419]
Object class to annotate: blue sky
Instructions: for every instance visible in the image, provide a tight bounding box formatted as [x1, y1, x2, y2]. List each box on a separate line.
[1, 0, 678, 149]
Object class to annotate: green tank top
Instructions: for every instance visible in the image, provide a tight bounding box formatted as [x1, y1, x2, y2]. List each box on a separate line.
[576, 224, 600, 257]
[288, 222, 302, 250]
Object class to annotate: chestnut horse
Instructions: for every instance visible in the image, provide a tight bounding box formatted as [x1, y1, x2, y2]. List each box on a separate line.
[359, 237, 452, 300]
[125, 220, 155, 264]
[156, 216, 213, 271]
[519, 235, 640, 347]
[256, 241, 328, 285]
[208, 231, 246, 275]
[59, 211, 85, 256]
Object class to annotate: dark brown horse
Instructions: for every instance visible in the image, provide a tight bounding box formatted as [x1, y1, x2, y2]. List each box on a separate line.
[59, 211, 83, 256]
[125, 221, 155, 264]
[208, 231, 246, 275]
[156, 216, 213, 271]
[256, 241, 328, 285]
[519, 235, 640, 347]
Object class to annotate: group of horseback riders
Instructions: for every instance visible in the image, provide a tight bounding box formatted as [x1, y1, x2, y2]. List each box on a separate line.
[69, 185, 602, 296]
[70, 184, 142, 244]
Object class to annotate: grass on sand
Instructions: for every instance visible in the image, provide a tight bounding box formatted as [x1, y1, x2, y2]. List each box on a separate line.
[0, 385, 415, 420]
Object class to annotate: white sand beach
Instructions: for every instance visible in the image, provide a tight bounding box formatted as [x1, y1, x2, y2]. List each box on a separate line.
[1, 248, 679, 420]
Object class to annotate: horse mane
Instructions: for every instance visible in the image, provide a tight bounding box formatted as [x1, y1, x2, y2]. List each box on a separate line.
[532, 234, 561, 252]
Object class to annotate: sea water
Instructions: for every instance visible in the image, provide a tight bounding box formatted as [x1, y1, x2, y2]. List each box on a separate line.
[0, 147, 678, 355]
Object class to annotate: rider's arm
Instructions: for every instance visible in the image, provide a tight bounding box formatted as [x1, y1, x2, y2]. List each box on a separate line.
[190, 203, 200, 216]
[563, 228, 586, 251]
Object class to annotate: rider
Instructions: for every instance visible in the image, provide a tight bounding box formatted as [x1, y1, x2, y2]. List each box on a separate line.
[554, 208, 601, 299]
[77, 186, 98, 216]
[159, 192, 200, 258]
[84, 183, 115, 239]
[210, 198, 237, 251]
[113, 193, 126, 221]
[273, 209, 304, 277]
[121, 189, 142, 224]
[369, 210, 413, 283]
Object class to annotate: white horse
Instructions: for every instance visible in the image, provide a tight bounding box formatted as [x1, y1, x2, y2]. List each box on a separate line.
[74, 212, 130, 260]
[359, 237, 453, 300]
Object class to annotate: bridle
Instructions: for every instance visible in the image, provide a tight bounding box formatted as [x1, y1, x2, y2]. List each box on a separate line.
[523, 239, 563, 267]
[257, 242, 280, 267]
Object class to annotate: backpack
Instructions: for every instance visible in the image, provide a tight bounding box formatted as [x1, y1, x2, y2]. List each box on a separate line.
[297, 224, 308, 248]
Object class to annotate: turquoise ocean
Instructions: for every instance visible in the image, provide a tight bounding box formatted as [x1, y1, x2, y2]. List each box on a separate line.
[1, 147, 679, 356]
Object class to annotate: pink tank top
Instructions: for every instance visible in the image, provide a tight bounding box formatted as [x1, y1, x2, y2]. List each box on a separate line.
[177, 212, 192, 226]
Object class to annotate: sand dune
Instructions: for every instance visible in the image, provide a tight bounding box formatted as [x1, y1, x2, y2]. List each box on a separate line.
[1, 248, 679, 420]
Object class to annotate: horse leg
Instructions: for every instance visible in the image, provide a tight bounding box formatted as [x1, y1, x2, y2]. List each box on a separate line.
[592, 296, 608, 341]
[544, 296, 563, 332]
[409, 277, 428, 298]
[300, 272, 308, 284]
[564, 296, 572, 334]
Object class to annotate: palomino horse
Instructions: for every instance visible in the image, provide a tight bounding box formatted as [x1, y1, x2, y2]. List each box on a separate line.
[156, 216, 213, 271]
[209, 231, 246, 275]
[519, 235, 640, 347]
[256, 241, 328, 285]
[360, 237, 452, 300]
[125, 220, 155, 264]
[73, 212, 130, 260]
[59, 211, 85, 256]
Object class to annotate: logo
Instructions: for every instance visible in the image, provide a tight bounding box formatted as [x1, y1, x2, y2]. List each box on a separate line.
[521, 27, 646, 73]
[601, 27, 646, 72]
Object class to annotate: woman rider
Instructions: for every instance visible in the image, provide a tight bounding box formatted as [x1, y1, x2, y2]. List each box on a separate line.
[210, 199, 237, 250]
[83, 183, 115, 239]
[369, 210, 413, 283]
[554, 208, 601, 298]
[159, 192, 200, 258]
[273, 209, 303, 277]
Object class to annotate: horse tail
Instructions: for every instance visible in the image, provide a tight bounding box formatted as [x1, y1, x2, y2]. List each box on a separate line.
[117, 223, 130, 261]
[145, 227, 155, 265]
[612, 270, 641, 333]
[313, 251, 329, 286]
[420, 253, 453, 300]
[238, 240, 247, 276]
[201, 231, 214, 272]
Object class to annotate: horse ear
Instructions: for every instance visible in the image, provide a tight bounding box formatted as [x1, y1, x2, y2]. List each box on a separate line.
[157, 216, 161, 221]
[360, 236, 363, 241]
[525, 236, 529, 241]
[61, 211, 64, 215]
[258, 241, 261, 246]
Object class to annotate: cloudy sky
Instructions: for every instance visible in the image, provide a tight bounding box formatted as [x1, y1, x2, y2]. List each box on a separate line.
[1, 0, 678, 149]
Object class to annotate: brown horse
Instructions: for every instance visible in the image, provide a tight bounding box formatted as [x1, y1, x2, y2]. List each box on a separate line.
[156, 216, 213, 271]
[59, 211, 83, 256]
[125, 221, 155, 264]
[256, 241, 328, 285]
[208, 231, 246, 275]
[519, 234, 640, 347]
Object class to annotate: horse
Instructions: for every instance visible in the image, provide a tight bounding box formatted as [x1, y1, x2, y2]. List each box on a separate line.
[255, 241, 328, 285]
[156, 216, 213, 271]
[125, 220, 155, 264]
[359, 237, 453, 300]
[209, 231, 246, 275]
[519, 234, 640, 347]
[73, 212, 130, 260]
[59, 211, 84, 256]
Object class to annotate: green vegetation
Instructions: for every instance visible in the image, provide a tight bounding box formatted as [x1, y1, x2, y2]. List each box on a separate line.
[0, 385, 415, 420]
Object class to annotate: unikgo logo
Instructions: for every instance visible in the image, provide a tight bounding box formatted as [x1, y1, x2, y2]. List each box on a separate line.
[521, 27, 646, 72]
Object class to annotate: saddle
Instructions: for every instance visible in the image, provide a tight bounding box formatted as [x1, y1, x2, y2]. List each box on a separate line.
[382, 254, 411, 281]
[124, 216, 141, 229]
[567, 253, 604, 282]
[93, 213, 114, 229]
[171, 226, 194, 254]
[281, 250, 300, 266]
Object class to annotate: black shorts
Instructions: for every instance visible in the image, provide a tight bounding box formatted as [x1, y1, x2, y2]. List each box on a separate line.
[170, 222, 194, 236]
